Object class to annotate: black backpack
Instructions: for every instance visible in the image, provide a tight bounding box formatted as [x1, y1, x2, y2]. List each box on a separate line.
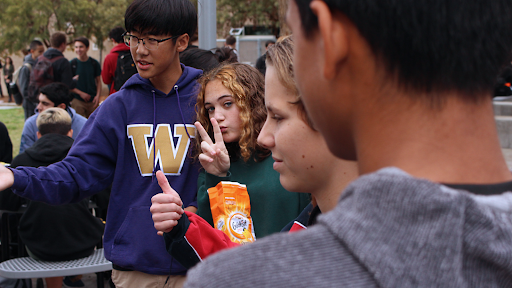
[27, 55, 63, 103]
[114, 50, 137, 91]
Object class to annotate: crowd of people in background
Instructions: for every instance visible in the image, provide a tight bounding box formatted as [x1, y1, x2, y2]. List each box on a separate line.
[0, 0, 512, 287]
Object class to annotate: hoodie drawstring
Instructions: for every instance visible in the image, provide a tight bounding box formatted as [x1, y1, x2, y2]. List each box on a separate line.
[174, 85, 191, 140]
[152, 86, 191, 182]
[152, 90, 157, 182]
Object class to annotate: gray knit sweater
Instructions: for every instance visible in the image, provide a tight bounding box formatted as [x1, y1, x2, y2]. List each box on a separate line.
[185, 167, 512, 287]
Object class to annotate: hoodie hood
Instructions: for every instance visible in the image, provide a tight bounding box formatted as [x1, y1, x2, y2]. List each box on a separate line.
[24, 134, 73, 164]
[111, 42, 131, 54]
[319, 167, 512, 287]
[43, 47, 64, 60]
[23, 54, 37, 66]
[121, 64, 202, 94]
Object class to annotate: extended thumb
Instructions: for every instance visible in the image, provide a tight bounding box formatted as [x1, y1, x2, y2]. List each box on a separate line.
[156, 170, 173, 194]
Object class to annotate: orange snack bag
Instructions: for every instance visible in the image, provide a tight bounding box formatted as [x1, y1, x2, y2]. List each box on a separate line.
[208, 181, 256, 244]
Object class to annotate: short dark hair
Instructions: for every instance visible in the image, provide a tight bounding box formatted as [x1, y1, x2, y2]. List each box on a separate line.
[225, 35, 236, 46]
[40, 82, 72, 108]
[109, 26, 126, 43]
[74, 36, 89, 48]
[37, 108, 72, 136]
[29, 40, 43, 51]
[293, 0, 512, 101]
[50, 32, 67, 48]
[180, 48, 219, 72]
[125, 0, 197, 41]
[265, 40, 275, 48]
[213, 47, 238, 64]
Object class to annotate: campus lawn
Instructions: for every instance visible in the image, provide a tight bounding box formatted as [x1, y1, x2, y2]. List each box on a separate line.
[0, 107, 24, 160]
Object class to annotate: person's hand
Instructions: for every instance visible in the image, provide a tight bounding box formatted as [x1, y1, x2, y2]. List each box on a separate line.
[0, 165, 14, 191]
[92, 95, 100, 107]
[150, 170, 184, 236]
[194, 118, 230, 177]
[81, 92, 91, 102]
[73, 75, 79, 81]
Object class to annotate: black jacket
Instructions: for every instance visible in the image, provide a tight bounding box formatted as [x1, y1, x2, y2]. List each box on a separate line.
[0, 122, 12, 163]
[41, 48, 76, 90]
[1, 133, 103, 261]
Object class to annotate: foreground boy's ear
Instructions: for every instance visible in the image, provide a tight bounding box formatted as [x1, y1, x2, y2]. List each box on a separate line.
[176, 34, 190, 53]
[310, 0, 348, 80]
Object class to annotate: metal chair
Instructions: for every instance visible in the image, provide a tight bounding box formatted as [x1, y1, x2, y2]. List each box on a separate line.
[0, 248, 112, 288]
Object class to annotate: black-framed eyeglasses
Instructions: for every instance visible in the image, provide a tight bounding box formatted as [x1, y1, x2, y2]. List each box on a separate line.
[122, 32, 179, 50]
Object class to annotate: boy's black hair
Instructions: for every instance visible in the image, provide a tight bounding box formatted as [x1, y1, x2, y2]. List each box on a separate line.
[29, 40, 43, 51]
[39, 82, 72, 108]
[225, 35, 236, 46]
[265, 40, 275, 48]
[74, 36, 90, 48]
[125, 0, 197, 42]
[180, 48, 219, 72]
[213, 47, 238, 64]
[109, 26, 126, 43]
[293, 0, 512, 101]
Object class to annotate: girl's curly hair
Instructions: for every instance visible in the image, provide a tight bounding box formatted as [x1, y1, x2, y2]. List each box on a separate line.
[195, 63, 269, 161]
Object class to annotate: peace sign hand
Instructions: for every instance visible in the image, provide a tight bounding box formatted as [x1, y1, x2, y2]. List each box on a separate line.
[194, 118, 230, 177]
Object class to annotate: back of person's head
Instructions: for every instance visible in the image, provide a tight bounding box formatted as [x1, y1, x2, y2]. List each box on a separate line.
[196, 63, 267, 161]
[40, 82, 72, 108]
[180, 48, 219, 72]
[74, 36, 89, 48]
[36, 107, 72, 136]
[265, 40, 275, 48]
[125, 0, 197, 41]
[29, 40, 43, 51]
[266, 35, 314, 128]
[213, 47, 238, 64]
[293, 0, 512, 102]
[50, 32, 67, 48]
[225, 35, 236, 46]
[190, 30, 199, 44]
[109, 26, 126, 43]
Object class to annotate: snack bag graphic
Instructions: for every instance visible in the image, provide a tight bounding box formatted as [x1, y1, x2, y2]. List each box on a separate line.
[208, 181, 256, 244]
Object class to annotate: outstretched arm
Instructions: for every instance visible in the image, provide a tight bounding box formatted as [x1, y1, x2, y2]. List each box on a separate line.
[0, 166, 14, 191]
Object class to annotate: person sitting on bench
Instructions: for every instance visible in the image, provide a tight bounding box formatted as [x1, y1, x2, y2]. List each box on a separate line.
[0, 107, 104, 288]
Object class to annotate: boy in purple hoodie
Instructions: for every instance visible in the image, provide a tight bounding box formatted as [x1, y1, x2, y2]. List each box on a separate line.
[0, 0, 201, 287]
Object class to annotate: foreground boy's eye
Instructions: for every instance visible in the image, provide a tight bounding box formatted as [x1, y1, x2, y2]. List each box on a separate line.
[224, 101, 232, 108]
[206, 107, 215, 114]
[146, 38, 159, 47]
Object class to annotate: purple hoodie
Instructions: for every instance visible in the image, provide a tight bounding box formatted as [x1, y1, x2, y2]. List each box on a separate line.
[11, 65, 202, 275]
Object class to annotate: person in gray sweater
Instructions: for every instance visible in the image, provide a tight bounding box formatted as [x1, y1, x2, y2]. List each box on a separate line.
[184, 0, 512, 286]
[19, 40, 45, 120]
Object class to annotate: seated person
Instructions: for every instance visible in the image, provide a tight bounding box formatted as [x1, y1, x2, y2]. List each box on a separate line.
[0, 121, 12, 164]
[19, 82, 87, 154]
[150, 36, 359, 268]
[1, 108, 104, 288]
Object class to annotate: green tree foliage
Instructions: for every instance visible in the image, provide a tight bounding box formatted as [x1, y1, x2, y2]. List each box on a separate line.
[0, 0, 130, 54]
[216, 0, 279, 36]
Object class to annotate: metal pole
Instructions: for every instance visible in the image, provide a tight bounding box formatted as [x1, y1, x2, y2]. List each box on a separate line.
[198, 0, 217, 50]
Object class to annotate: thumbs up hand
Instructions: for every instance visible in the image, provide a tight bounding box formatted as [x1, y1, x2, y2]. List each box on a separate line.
[151, 170, 184, 236]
